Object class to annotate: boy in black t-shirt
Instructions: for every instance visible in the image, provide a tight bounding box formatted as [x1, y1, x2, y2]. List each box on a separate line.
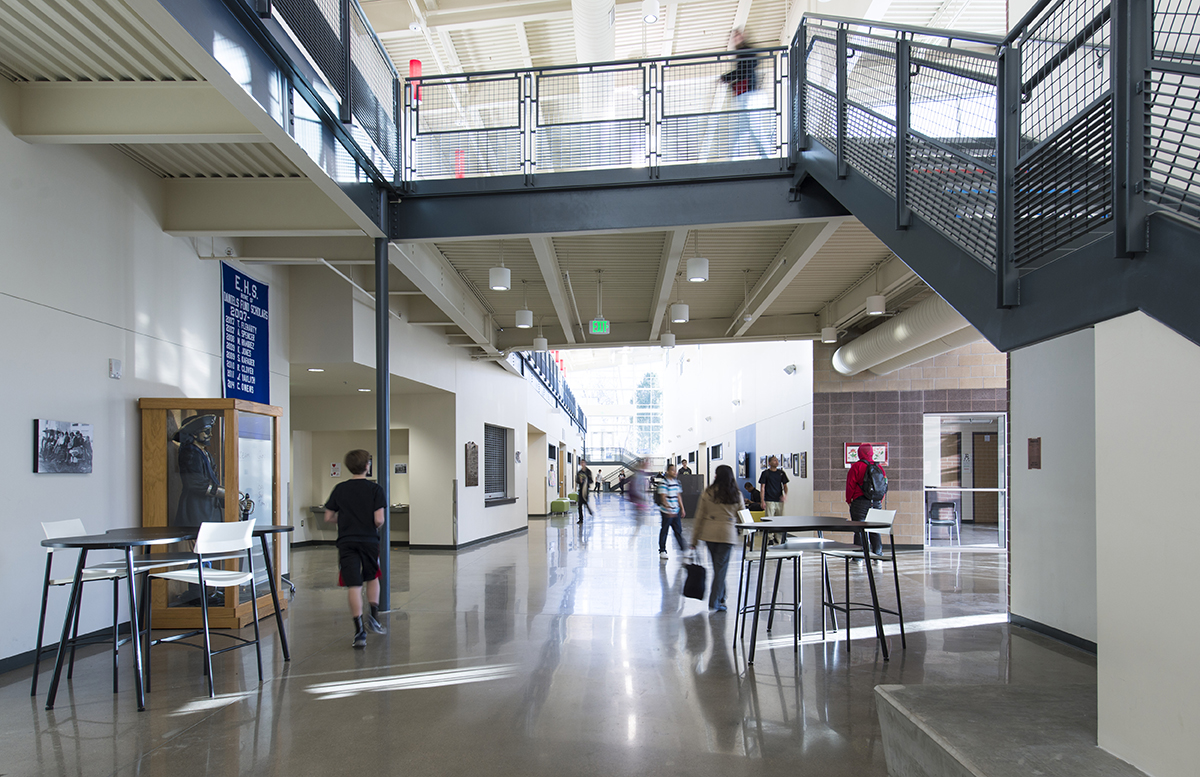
[324, 449, 388, 648]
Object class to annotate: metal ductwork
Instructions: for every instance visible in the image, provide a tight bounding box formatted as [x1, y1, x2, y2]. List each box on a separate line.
[572, 0, 615, 64]
[867, 326, 983, 375]
[832, 295, 970, 376]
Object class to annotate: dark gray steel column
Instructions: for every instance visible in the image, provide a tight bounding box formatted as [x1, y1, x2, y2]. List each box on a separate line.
[375, 235, 391, 610]
[835, 25, 848, 178]
[1113, 0, 1151, 255]
[895, 35, 912, 229]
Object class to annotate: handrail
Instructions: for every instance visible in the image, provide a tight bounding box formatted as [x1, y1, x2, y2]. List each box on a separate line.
[402, 46, 788, 85]
[801, 13, 1005, 46]
[1001, 0, 1060, 45]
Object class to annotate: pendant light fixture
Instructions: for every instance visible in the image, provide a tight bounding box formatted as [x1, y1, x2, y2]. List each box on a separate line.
[865, 265, 885, 315]
[687, 232, 708, 282]
[821, 304, 838, 343]
[489, 240, 510, 291]
[642, 0, 660, 24]
[661, 310, 675, 348]
[533, 316, 548, 351]
[516, 280, 533, 328]
[669, 271, 689, 323]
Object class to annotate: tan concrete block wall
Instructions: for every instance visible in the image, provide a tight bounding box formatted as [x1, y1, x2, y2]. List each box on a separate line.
[814, 340, 1007, 394]
[813, 489, 924, 546]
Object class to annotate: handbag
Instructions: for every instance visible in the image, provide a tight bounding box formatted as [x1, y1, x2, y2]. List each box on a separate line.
[683, 558, 707, 600]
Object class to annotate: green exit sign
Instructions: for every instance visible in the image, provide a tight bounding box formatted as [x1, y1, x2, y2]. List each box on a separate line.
[589, 318, 610, 335]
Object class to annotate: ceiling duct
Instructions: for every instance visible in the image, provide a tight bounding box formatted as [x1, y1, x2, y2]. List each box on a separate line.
[867, 326, 984, 375]
[572, 0, 616, 65]
[832, 295, 969, 376]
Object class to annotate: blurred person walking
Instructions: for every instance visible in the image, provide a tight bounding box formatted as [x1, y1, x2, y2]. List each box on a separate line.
[690, 464, 744, 612]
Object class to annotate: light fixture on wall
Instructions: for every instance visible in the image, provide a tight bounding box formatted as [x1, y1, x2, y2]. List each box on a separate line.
[783, 364, 797, 375]
[489, 241, 510, 291]
[516, 280, 533, 328]
[642, 0, 660, 24]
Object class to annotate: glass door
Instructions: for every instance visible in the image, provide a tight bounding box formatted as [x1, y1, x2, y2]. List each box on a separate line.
[923, 413, 1007, 550]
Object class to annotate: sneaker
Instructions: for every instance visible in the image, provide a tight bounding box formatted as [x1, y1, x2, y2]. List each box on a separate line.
[365, 614, 387, 635]
[659, 550, 669, 559]
[713, 604, 727, 613]
[352, 629, 367, 648]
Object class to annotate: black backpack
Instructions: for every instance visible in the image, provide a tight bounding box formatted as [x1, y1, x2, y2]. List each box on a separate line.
[861, 462, 888, 501]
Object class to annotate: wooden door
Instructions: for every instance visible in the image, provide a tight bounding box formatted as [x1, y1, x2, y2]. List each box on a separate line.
[973, 432, 999, 524]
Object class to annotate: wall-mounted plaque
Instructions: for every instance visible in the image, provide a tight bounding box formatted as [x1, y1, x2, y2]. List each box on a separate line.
[1028, 437, 1041, 470]
[465, 441, 479, 486]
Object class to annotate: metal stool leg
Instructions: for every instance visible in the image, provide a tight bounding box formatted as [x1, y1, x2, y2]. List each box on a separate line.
[31, 556, 53, 697]
[766, 560, 783, 632]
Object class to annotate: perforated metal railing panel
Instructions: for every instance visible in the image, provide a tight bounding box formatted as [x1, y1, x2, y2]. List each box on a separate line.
[906, 135, 999, 268]
[274, 0, 345, 98]
[1147, 1, 1200, 219]
[349, 7, 397, 168]
[537, 68, 647, 172]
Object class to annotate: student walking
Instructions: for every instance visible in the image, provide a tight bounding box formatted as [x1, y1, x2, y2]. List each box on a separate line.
[690, 464, 744, 612]
[324, 449, 388, 648]
[846, 443, 887, 555]
[576, 460, 595, 523]
[657, 462, 687, 559]
[758, 456, 790, 516]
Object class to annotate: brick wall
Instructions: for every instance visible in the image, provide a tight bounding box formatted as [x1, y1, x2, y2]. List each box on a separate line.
[812, 340, 1008, 546]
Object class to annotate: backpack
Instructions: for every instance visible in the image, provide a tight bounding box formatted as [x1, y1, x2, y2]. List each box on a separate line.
[861, 462, 888, 502]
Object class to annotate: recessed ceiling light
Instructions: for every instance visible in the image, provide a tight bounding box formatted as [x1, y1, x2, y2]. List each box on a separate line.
[308, 368, 325, 372]
[357, 388, 371, 392]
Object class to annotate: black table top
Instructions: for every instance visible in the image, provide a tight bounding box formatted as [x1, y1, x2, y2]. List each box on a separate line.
[739, 515, 888, 532]
[42, 523, 294, 549]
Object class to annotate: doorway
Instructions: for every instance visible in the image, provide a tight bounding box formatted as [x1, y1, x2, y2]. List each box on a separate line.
[923, 413, 1007, 550]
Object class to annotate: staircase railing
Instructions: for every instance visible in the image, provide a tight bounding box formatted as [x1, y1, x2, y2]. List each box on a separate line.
[792, 0, 1200, 308]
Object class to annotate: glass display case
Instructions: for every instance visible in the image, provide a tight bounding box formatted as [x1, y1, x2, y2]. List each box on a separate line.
[139, 398, 283, 629]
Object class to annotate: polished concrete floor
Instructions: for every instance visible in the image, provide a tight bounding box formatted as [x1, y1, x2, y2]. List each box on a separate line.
[3, 495, 1095, 776]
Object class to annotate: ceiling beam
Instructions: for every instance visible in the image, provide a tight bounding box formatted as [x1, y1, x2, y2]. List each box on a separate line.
[163, 179, 366, 237]
[390, 242, 500, 354]
[14, 82, 265, 144]
[647, 228, 689, 341]
[515, 21, 534, 69]
[529, 236, 578, 344]
[732, 0, 755, 32]
[496, 313, 822, 351]
[728, 218, 846, 336]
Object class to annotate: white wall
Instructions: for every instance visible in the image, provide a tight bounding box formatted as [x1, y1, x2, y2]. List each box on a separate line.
[661, 340, 815, 513]
[1093, 313, 1200, 776]
[0, 77, 291, 663]
[1009, 328, 1097, 643]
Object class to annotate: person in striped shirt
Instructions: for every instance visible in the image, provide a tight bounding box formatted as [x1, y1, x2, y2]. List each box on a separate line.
[656, 463, 687, 559]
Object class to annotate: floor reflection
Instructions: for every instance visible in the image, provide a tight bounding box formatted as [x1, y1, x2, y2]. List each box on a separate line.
[2, 493, 1096, 777]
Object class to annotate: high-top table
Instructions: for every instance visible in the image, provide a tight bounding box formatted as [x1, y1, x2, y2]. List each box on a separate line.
[739, 516, 891, 663]
[40, 524, 293, 711]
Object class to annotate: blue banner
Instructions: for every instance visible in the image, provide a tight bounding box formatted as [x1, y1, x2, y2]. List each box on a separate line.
[221, 262, 269, 404]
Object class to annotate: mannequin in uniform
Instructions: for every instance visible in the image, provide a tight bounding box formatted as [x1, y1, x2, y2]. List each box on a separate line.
[174, 414, 225, 526]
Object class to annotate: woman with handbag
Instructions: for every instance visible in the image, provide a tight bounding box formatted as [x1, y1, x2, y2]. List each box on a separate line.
[690, 464, 744, 612]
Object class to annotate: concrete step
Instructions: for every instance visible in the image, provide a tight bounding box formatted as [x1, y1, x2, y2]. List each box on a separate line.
[876, 683, 1147, 777]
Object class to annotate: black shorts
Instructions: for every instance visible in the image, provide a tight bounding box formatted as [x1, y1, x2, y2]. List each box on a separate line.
[337, 542, 380, 587]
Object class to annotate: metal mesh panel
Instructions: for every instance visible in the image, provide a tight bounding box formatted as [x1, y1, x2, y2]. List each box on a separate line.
[662, 57, 777, 117]
[538, 69, 644, 124]
[909, 44, 997, 154]
[806, 84, 837, 146]
[274, 0, 344, 96]
[484, 425, 507, 499]
[844, 104, 896, 196]
[806, 35, 839, 93]
[661, 111, 777, 163]
[349, 8, 396, 167]
[537, 122, 646, 171]
[846, 33, 896, 119]
[1014, 95, 1113, 264]
[905, 136, 998, 267]
[1020, 0, 1111, 147]
[412, 129, 522, 179]
[1153, 0, 1200, 64]
[1146, 70, 1200, 218]
[416, 78, 520, 134]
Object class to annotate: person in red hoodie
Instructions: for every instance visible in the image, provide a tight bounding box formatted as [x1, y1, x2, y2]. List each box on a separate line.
[845, 443, 885, 556]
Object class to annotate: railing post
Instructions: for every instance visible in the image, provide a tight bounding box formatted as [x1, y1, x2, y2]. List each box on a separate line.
[777, 49, 787, 167]
[254, 0, 271, 19]
[895, 34, 912, 229]
[836, 25, 848, 178]
[394, 75, 402, 188]
[339, 0, 352, 124]
[524, 73, 534, 184]
[996, 43, 1021, 308]
[1113, 0, 1151, 256]
[648, 62, 659, 178]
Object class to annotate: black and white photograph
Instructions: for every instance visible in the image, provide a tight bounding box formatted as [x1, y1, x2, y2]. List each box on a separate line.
[34, 419, 93, 474]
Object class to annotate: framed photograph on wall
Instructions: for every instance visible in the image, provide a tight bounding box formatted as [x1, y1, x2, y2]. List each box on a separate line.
[792, 452, 800, 476]
[465, 441, 479, 487]
[34, 419, 93, 473]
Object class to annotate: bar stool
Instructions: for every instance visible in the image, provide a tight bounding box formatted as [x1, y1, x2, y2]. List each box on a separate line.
[733, 511, 812, 652]
[820, 508, 906, 653]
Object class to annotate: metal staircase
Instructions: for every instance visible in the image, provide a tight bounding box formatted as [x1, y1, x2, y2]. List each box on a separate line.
[790, 0, 1200, 350]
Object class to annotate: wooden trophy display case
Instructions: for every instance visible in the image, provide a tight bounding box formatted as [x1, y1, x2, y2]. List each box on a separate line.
[139, 398, 284, 629]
